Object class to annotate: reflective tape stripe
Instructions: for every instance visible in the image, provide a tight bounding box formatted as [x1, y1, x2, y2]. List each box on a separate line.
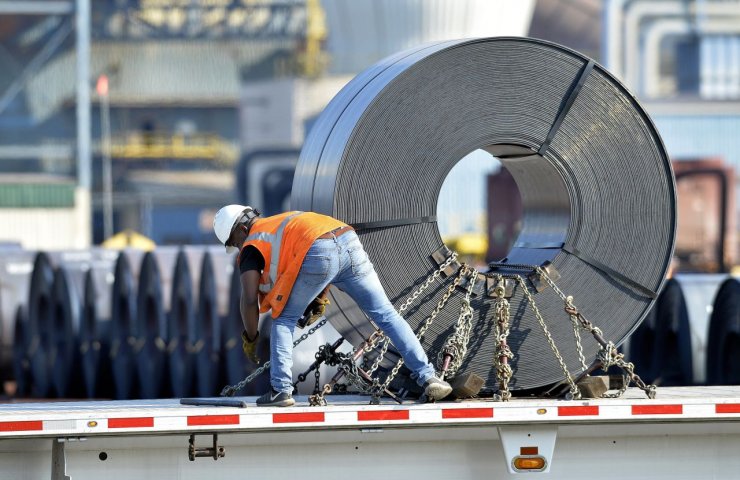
[247, 232, 273, 243]
[269, 212, 303, 286]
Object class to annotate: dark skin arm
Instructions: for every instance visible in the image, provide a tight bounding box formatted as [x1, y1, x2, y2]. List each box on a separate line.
[228, 219, 262, 340]
[240, 269, 261, 341]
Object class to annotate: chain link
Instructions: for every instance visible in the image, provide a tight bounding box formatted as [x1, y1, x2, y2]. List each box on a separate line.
[515, 275, 582, 400]
[491, 276, 513, 401]
[372, 265, 469, 398]
[363, 251, 460, 377]
[437, 265, 478, 378]
[537, 266, 656, 399]
[220, 318, 328, 397]
[566, 296, 588, 371]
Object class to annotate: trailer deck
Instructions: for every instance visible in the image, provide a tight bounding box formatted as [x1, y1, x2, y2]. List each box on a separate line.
[2, 386, 740, 479]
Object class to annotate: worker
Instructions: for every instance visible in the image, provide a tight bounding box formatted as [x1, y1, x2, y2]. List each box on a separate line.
[213, 204, 453, 407]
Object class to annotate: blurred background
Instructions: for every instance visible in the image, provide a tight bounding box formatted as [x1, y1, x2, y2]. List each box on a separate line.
[0, 0, 739, 400]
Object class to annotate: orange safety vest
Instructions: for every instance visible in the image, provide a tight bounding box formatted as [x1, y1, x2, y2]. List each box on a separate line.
[237, 211, 346, 318]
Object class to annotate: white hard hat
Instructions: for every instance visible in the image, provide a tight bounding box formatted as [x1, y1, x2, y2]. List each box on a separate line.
[213, 204, 254, 254]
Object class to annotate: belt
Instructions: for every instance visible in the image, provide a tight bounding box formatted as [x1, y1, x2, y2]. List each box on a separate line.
[318, 225, 354, 239]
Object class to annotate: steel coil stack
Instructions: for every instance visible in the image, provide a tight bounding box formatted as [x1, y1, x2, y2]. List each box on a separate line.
[706, 278, 740, 385]
[4, 245, 272, 400]
[293, 37, 676, 392]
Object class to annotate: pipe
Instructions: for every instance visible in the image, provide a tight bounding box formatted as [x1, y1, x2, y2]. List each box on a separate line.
[622, 0, 740, 93]
[643, 18, 740, 98]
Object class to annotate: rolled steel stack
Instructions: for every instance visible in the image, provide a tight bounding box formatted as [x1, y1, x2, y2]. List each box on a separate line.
[6, 245, 245, 400]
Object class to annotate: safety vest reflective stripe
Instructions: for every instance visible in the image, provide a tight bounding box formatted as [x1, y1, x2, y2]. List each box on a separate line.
[269, 212, 303, 286]
[246, 232, 272, 243]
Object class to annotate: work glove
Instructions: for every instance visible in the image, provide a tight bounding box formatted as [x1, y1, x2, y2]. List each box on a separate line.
[298, 290, 330, 329]
[241, 330, 260, 364]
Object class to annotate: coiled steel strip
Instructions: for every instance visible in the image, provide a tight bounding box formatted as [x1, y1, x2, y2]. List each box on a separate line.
[292, 37, 676, 391]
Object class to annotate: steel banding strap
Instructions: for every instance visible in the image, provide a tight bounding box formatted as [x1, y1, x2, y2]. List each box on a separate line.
[562, 245, 658, 299]
[514, 240, 658, 299]
[292, 38, 675, 391]
[351, 215, 437, 232]
[538, 59, 595, 157]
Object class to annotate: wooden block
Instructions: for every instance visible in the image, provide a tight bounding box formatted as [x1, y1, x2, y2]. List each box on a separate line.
[609, 374, 626, 391]
[450, 372, 485, 398]
[576, 375, 609, 399]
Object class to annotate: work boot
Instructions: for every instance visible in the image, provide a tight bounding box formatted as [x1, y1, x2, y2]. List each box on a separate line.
[424, 376, 452, 401]
[256, 388, 295, 407]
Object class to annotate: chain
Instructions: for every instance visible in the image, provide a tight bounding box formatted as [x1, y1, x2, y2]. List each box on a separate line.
[314, 362, 322, 395]
[538, 266, 656, 399]
[567, 296, 588, 371]
[491, 276, 513, 401]
[372, 264, 469, 398]
[398, 252, 459, 314]
[220, 318, 328, 397]
[516, 275, 581, 400]
[365, 251, 461, 377]
[597, 342, 657, 399]
[437, 265, 478, 377]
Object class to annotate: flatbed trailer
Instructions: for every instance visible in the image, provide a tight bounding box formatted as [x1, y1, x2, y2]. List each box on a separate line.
[1, 386, 740, 479]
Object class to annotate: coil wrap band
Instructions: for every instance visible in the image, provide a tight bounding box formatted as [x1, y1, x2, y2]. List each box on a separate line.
[292, 37, 676, 391]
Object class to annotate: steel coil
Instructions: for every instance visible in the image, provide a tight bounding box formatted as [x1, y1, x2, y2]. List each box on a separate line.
[81, 265, 115, 399]
[50, 266, 83, 398]
[11, 305, 30, 397]
[293, 37, 676, 392]
[628, 278, 693, 386]
[26, 253, 55, 397]
[135, 248, 177, 399]
[0, 247, 34, 390]
[194, 247, 229, 396]
[706, 278, 740, 385]
[167, 248, 200, 398]
[110, 250, 144, 400]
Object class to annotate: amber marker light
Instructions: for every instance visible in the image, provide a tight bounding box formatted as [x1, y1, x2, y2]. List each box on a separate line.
[513, 456, 546, 471]
[513, 446, 546, 471]
[87, 421, 98, 428]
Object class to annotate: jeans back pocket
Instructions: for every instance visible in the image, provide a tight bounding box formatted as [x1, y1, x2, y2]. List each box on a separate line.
[298, 254, 331, 286]
[348, 247, 373, 277]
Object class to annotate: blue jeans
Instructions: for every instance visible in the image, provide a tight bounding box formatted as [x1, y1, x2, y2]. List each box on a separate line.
[270, 231, 436, 394]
